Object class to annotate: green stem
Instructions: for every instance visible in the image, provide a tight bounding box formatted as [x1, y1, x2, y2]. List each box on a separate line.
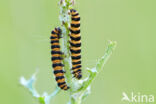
[59, 0, 72, 88]
[59, 0, 117, 104]
[78, 41, 116, 92]
[70, 95, 82, 104]
[74, 98, 81, 104]
[59, 0, 78, 104]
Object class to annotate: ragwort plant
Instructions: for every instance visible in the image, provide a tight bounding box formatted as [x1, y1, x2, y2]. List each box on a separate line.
[20, 0, 117, 104]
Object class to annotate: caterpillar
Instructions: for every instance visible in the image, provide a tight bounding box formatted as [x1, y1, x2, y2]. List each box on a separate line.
[50, 27, 70, 90]
[69, 9, 82, 79]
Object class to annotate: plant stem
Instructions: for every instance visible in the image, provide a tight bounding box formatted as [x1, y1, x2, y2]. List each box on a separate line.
[59, 1, 117, 104]
[59, 0, 72, 88]
[70, 41, 116, 104]
[81, 41, 117, 92]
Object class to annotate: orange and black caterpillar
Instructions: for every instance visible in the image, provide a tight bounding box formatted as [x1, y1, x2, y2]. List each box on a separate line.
[69, 9, 82, 79]
[50, 27, 69, 90]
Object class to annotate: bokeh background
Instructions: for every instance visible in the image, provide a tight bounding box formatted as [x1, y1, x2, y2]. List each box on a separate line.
[0, 0, 156, 104]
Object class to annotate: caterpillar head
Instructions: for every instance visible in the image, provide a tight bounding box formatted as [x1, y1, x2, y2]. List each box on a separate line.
[70, 9, 77, 14]
[55, 27, 62, 38]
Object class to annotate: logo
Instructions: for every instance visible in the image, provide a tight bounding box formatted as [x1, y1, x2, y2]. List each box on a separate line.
[121, 92, 155, 103]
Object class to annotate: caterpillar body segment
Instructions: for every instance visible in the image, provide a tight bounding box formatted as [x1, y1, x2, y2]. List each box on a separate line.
[69, 9, 82, 79]
[50, 27, 70, 90]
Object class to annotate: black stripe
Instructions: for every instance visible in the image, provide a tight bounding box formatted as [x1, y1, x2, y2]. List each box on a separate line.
[70, 49, 81, 53]
[72, 61, 81, 65]
[60, 85, 70, 90]
[51, 31, 56, 34]
[71, 24, 80, 28]
[72, 55, 81, 60]
[52, 63, 64, 68]
[51, 40, 59, 44]
[72, 65, 81, 69]
[70, 29, 80, 34]
[50, 36, 57, 39]
[53, 70, 64, 74]
[51, 51, 62, 54]
[51, 57, 63, 61]
[65, 86, 70, 90]
[72, 17, 80, 21]
[72, 69, 81, 74]
[70, 42, 81, 47]
[70, 36, 81, 41]
[51, 45, 60, 49]
[55, 76, 65, 81]
[72, 13, 79, 16]
[58, 82, 66, 86]
[60, 85, 66, 89]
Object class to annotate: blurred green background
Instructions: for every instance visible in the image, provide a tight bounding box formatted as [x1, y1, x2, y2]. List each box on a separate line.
[0, 0, 156, 104]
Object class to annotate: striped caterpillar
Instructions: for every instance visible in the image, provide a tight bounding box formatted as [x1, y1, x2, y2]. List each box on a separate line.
[69, 9, 82, 79]
[50, 27, 70, 90]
